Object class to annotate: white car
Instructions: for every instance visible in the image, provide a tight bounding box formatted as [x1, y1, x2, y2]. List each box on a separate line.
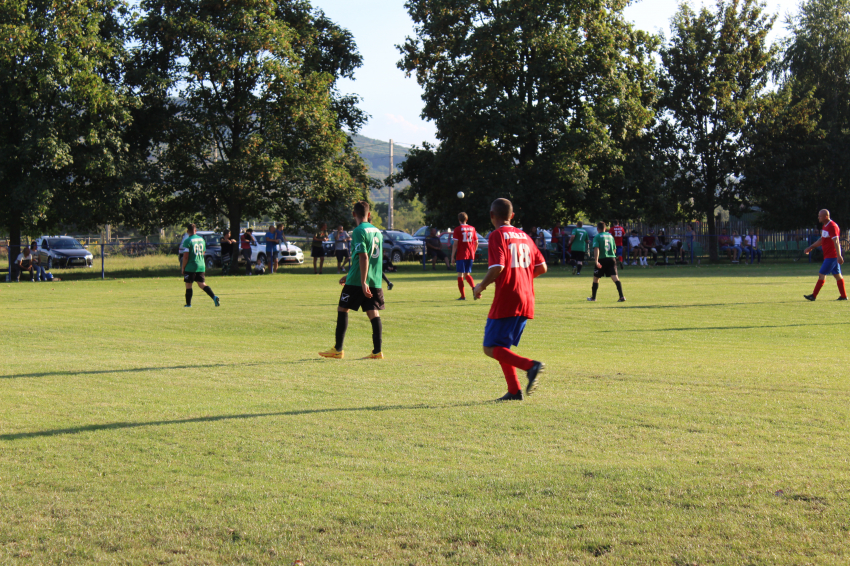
[243, 233, 304, 266]
[35, 236, 94, 269]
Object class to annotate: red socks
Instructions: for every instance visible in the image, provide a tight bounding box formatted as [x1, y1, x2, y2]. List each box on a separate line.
[492, 346, 534, 371]
[813, 279, 825, 298]
[839, 278, 847, 298]
[457, 277, 465, 298]
[464, 274, 475, 288]
[499, 363, 522, 394]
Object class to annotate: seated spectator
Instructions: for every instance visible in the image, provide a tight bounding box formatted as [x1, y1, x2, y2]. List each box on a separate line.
[628, 231, 646, 266]
[657, 229, 672, 264]
[12, 245, 36, 282]
[731, 231, 744, 263]
[669, 235, 687, 263]
[718, 229, 734, 260]
[745, 229, 762, 264]
[426, 228, 450, 270]
[642, 230, 658, 263]
[29, 241, 49, 281]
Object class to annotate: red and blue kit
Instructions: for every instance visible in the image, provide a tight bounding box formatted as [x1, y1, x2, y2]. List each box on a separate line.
[452, 225, 478, 260]
[487, 226, 545, 321]
[818, 220, 842, 277]
[611, 225, 625, 247]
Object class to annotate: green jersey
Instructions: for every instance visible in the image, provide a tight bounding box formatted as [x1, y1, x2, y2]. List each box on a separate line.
[182, 234, 206, 273]
[593, 232, 617, 259]
[571, 228, 588, 251]
[345, 222, 383, 288]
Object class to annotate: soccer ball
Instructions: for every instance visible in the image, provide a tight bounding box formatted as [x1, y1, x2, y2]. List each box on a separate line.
[457, 191, 465, 198]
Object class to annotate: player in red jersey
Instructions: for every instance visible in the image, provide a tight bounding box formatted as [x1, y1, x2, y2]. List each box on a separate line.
[804, 209, 846, 301]
[473, 198, 547, 401]
[611, 220, 626, 267]
[451, 212, 479, 300]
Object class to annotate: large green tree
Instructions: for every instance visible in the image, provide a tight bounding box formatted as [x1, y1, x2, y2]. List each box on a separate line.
[745, 0, 850, 228]
[130, 0, 372, 236]
[0, 0, 132, 260]
[394, 0, 658, 230]
[657, 0, 777, 260]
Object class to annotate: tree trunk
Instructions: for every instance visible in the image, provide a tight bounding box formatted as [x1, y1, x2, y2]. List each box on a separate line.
[227, 204, 242, 273]
[709, 210, 721, 263]
[8, 218, 21, 278]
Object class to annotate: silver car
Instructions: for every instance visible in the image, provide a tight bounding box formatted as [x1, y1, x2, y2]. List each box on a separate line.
[35, 236, 94, 269]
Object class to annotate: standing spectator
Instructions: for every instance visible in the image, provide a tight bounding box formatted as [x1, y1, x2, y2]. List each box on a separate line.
[426, 228, 450, 270]
[312, 223, 328, 274]
[220, 229, 237, 275]
[274, 223, 287, 273]
[746, 229, 762, 264]
[642, 230, 658, 264]
[628, 230, 645, 265]
[551, 223, 562, 265]
[685, 223, 696, 263]
[264, 224, 279, 273]
[13, 244, 36, 282]
[241, 228, 257, 275]
[718, 229, 734, 261]
[536, 229, 549, 263]
[334, 225, 351, 273]
[731, 231, 744, 263]
[568, 221, 589, 275]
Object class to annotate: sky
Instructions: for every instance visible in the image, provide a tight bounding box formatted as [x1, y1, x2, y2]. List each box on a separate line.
[316, 0, 803, 148]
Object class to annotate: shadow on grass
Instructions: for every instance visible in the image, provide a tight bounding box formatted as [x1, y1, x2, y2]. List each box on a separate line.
[0, 401, 489, 441]
[0, 361, 284, 380]
[598, 322, 849, 333]
[604, 301, 801, 310]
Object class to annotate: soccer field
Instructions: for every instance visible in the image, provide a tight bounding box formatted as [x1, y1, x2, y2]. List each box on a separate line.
[1, 263, 847, 565]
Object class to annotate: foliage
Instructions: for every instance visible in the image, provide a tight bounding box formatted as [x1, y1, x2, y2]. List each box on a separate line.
[394, 0, 658, 230]
[656, 0, 777, 260]
[373, 196, 425, 234]
[129, 0, 372, 235]
[0, 0, 134, 252]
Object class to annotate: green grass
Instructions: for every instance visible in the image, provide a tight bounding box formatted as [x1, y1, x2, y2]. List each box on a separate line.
[0, 261, 848, 565]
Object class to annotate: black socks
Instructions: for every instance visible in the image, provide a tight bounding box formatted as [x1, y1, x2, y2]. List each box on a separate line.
[185, 288, 193, 306]
[371, 317, 382, 354]
[615, 280, 624, 298]
[334, 311, 348, 351]
[203, 286, 215, 299]
[382, 273, 392, 286]
[576, 262, 582, 274]
[591, 282, 598, 300]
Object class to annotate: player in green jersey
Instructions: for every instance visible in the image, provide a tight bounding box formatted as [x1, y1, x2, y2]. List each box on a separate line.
[319, 201, 385, 360]
[588, 221, 625, 302]
[568, 221, 589, 275]
[181, 224, 220, 308]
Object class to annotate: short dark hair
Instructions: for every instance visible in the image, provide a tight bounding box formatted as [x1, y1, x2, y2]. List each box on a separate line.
[458, 212, 468, 223]
[576, 221, 583, 228]
[597, 221, 606, 231]
[353, 200, 370, 218]
[490, 198, 512, 222]
[246, 228, 253, 233]
[187, 223, 197, 234]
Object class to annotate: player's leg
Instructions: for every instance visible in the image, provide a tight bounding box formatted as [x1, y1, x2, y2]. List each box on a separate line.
[612, 273, 625, 301]
[456, 260, 467, 299]
[589, 276, 600, 301]
[806, 270, 828, 301]
[320, 305, 350, 358]
[382, 272, 393, 290]
[834, 273, 846, 299]
[364, 309, 383, 358]
[463, 262, 475, 291]
[484, 317, 543, 399]
[184, 278, 193, 307]
[196, 277, 219, 306]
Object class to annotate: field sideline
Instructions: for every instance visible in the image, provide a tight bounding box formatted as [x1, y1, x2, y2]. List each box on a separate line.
[0, 263, 847, 565]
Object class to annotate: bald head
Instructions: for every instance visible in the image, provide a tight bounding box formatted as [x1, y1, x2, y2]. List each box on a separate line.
[818, 209, 830, 224]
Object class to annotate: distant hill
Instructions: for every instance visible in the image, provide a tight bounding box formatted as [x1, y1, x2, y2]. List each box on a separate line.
[352, 134, 412, 203]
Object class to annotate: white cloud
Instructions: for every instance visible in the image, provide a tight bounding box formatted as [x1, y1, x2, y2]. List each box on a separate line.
[385, 113, 429, 134]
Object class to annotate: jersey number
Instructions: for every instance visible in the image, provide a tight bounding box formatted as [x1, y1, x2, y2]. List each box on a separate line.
[370, 238, 381, 259]
[509, 243, 531, 268]
[193, 243, 203, 256]
[463, 231, 473, 242]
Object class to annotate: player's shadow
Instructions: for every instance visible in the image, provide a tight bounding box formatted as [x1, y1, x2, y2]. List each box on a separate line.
[0, 361, 292, 380]
[608, 301, 799, 309]
[598, 321, 849, 333]
[0, 401, 489, 441]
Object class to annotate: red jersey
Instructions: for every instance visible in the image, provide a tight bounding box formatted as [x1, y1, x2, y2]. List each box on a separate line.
[611, 225, 625, 246]
[452, 224, 478, 260]
[821, 220, 840, 258]
[487, 225, 545, 320]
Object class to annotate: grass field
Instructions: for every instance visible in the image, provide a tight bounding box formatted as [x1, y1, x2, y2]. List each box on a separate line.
[1, 260, 848, 565]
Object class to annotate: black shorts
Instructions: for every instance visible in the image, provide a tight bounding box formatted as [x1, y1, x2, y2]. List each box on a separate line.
[335, 249, 350, 261]
[184, 272, 206, 284]
[571, 251, 585, 261]
[338, 284, 385, 312]
[428, 248, 447, 260]
[311, 246, 324, 258]
[593, 258, 618, 278]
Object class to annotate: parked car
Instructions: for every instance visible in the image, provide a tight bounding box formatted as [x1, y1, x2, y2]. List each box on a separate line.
[382, 230, 425, 264]
[433, 231, 490, 262]
[35, 236, 94, 268]
[247, 233, 305, 266]
[413, 226, 451, 239]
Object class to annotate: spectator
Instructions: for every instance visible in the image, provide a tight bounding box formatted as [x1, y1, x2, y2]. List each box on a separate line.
[241, 228, 257, 275]
[628, 230, 646, 266]
[536, 228, 549, 263]
[334, 225, 351, 273]
[312, 223, 328, 274]
[275, 223, 286, 272]
[745, 229, 762, 264]
[29, 241, 49, 281]
[657, 229, 671, 264]
[426, 228, 450, 270]
[685, 223, 696, 263]
[642, 230, 658, 264]
[220, 230, 237, 275]
[12, 245, 36, 282]
[264, 224, 279, 274]
[669, 234, 687, 264]
[718, 229, 734, 260]
[551, 223, 562, 265]
[731, 231, 744, 263]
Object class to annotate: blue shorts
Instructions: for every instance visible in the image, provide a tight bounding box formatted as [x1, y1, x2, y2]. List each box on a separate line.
[265, 245, 278, 259]
[616, 246, 623, 256]
[483, 316, 528, 348]
[456, 259, 473, 273]
[819, 258, 841, 276]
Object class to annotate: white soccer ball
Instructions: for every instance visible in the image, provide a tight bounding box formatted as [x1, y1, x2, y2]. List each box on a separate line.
[457, 191, 465, 198]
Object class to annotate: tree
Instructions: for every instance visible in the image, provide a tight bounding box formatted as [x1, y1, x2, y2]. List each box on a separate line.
[0, 0, 132, 259]
[657, 0, 777, 261]
[745, 0, 850, 228]
[394, 0, 658, 230]
[130, 0, 372, 237]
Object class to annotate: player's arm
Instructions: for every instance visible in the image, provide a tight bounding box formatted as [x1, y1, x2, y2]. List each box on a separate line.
[834, 237, 843, 264]
[473, 265, 504, 300]
[533, 262, 547, 278]
[451, 240, 458, 263]
[805, 239, 823, 254]
[359, 252, 372, 298]
[181, 251, 189, 275]
[593, 246, 601, 268]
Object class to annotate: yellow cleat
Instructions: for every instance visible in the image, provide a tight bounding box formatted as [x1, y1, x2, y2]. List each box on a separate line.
[361, 352, 384, 360]
[319, 347, 344, 359]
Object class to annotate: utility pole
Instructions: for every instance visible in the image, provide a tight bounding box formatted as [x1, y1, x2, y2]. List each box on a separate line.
[388, 139, 394, 230]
